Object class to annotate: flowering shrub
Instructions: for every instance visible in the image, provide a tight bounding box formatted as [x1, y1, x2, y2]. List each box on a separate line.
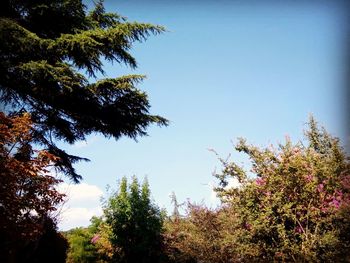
[213, 117, 350, 262]
[65, 216, 112, 263]
[63, 117, 349, 263]
[164, 117, 350, 262]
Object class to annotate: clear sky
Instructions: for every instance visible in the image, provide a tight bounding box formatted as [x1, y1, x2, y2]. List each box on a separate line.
[58, 0, 349, 230]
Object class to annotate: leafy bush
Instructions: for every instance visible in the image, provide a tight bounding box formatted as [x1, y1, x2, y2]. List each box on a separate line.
[164, 117, 350, 262]
[163, 203, 238, 263]
[66, 177, 166, 262]
[65, 217, 109, 263]
[214, 117, 350, 261]
[64, 117, 350, 262]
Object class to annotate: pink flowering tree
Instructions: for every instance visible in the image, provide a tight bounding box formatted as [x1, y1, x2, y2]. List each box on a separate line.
[214, 116, 350, 262]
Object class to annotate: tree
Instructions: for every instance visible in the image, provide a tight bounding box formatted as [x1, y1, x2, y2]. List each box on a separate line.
[65, 219, 101, 263]
[163, 202, 235, 263]
[212, 116, 350, 262]
[0, 112, 66, 262]
[24, 217, 69, 263]
[0, 0, 168, 182]
[162, 117, 350, 262]
[65, 216, 112, 263]
[104, 176, 164, 262]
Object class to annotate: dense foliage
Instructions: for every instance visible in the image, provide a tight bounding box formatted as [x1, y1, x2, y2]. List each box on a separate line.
[65, 216, 110, 263]
[0, 0, 167, 182]
[104, 177, 165, 262]
[0, 112, 67, 262]
[163, 117, 350, 262]
[215, 117, 350, 261]
[65, 118, 350, 262]
[66, 177, 165, 263]
[163, 203, 236, 263]
[26, 218, 69, 263]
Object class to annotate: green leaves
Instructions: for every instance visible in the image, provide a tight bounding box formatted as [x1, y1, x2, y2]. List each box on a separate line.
[211, 116, 350, 261]
[104, 176, 163, 262]
[1, 0, 167, 182]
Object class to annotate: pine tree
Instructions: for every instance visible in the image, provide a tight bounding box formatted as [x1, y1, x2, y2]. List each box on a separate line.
[0, 0, 168, 182]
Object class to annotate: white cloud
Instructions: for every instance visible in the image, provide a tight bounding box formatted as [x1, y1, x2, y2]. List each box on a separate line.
[72, 136, 98, 148]
[73, 140, 89, 148]
[207, 182, 218, 203]
[226, 177, 241, 189]
[58, 183, 103, 206]
[57, 183, 104, 231]
[208, 177, 241, 203]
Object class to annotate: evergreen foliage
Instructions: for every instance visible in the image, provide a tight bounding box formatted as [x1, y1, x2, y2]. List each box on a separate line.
[0, 0, 168, 182]
[104, 176, 164, 262]
[65, 178, 166, 263]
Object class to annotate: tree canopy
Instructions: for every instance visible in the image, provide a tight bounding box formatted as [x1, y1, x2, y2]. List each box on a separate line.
[0, 0, 168, 182]
[0, 112, 66, 262]
[65, 217, 107, 263]
[62, 117, 350, 262]
[104, 176, 164, 263]
[163, 117, 350, 262]
[65, 177, 165, 263]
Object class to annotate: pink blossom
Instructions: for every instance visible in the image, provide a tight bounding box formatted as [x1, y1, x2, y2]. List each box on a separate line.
[305, 174, 313, 182]
[335, 190, 343, 200]
[277, 155, 282, 162]
[331, 199, 340, 209]
[321, 206, 328, 213]
[91, 234, 100, 244]
[255, 177, 266, 186]
[341, 175, 350, 189]
[293, 147, 300, 154]
[317, 183, 324, 192]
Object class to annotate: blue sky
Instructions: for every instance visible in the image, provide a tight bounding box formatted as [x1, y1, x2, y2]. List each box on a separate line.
[58, 0, 348, 230]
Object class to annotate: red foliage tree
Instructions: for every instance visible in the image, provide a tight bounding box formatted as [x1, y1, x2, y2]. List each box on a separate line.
[0, 112, 65, 262]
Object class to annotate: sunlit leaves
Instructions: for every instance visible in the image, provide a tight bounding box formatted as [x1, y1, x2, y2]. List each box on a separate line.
[212, 117, 350, 261]
[1, 0, 167, 182]
[164, 117, 350, 262]
[0, 113, 65, 260]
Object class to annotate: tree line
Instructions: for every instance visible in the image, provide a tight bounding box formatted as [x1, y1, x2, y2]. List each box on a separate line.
[64, 118, 350, 262]
[2, 111, 350, 262]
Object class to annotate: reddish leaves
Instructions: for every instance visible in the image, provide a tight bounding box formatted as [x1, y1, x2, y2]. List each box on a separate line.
[0, 112, 65, 243]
